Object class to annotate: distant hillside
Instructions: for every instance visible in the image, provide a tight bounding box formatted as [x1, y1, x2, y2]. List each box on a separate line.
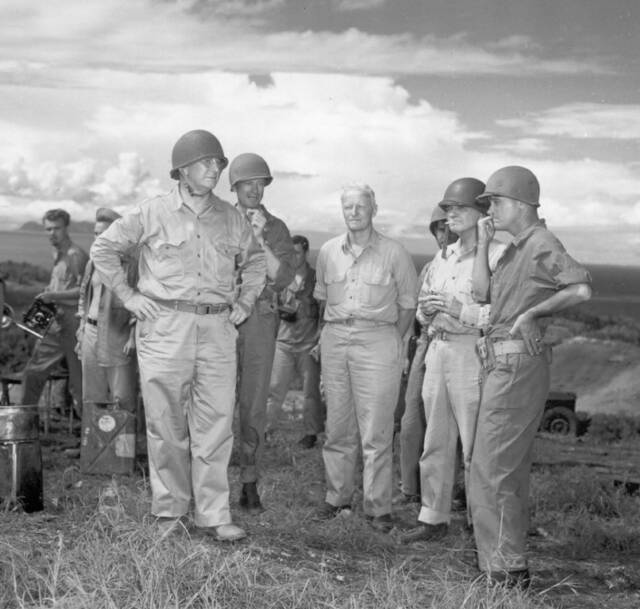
[19, 220, 94, 233]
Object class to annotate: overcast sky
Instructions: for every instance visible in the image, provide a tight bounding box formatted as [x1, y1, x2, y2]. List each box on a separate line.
[0, 0, 639, 263]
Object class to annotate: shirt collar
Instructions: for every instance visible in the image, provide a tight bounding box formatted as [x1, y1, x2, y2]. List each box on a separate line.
[172, 186, 226, 213]
[340, 228, 381, 255]
[511, 219, 547, 248]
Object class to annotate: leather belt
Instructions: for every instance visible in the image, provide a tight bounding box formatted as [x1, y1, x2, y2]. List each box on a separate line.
[431, 329, 481, 342]
[154, 300, 231, 315]
[327, 318, 394, 328]
[86, 317, 98, 326]
[491, 339, 529, 356]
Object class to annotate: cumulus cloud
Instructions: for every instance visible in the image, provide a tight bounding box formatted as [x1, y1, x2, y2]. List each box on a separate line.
[0, 153, 162, 225]
[497, 103, 640, 139]
[1, 68, 639, 245]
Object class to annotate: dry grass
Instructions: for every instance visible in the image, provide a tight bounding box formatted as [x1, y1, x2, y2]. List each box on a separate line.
[1, 399, 639, 609]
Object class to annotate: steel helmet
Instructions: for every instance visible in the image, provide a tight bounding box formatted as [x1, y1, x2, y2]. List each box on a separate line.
[229, 153, 273, 191]
[476, 166, 540, 207]
[438, 177, 488, 212]
[429, 206, 448, 237]
[170, 130, 228, 180]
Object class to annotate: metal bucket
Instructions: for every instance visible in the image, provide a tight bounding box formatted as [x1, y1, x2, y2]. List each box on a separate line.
[0, 405, 43, 512]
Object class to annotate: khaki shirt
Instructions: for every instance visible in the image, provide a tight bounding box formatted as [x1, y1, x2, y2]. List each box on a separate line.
[78, 258, 138, 367]
[91, 188, 266, 313]
[46, 240, 89, 307]
[417, 239, 506, 334]
[488, 221, 591, 339]
[314, 230, 418, 323]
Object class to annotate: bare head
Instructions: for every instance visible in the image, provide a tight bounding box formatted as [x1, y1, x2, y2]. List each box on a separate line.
[42, 208, 70, 247]
[341, 183, 377, 233]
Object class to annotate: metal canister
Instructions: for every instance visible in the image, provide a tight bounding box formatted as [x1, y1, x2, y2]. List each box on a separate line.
[0, 405, 43, 512]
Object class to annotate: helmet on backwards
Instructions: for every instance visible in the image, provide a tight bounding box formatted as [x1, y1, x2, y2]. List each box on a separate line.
[170, 130, 228, 180]
[438, 177, 488, 212]
[229, 153, 273, 191]
[428, 206, 447, 237]
[476, 166, 540, 207]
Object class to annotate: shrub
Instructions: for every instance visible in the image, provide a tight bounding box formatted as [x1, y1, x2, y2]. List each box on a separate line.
[586, 414, 640, 443]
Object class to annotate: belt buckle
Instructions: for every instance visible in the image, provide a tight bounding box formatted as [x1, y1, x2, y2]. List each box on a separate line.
[195, 303, 211, 315]
[345, 317, 355, 326]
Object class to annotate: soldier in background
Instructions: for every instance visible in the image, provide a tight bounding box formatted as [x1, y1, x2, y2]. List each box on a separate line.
[471, 166, 591, 587]
[92, 130, 266, 541]
[22, 209, 88, 416]
[76, 208, 139, 443]
[395, 205, 456, 505]
[265, 234, 324, 448]
[230, 153, 297, 513]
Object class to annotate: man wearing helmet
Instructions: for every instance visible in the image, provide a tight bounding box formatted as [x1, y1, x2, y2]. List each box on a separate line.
[395, 205, 456, 505]
[229, 152, 297, 514]
[401, 178, 505, 544]
[91, 130, 266, 541]
[471, 166, 591, 587]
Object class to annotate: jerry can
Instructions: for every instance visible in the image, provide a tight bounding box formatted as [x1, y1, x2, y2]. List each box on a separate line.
[0, 405, 43, 512]
[80, 401, 136, 475]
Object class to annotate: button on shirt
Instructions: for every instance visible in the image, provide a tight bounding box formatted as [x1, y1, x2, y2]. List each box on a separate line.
[314, 230, 418, 323]
[91, 189, 266, 311]
[488, 221, 591, 340]
[417, 239, 506, 334]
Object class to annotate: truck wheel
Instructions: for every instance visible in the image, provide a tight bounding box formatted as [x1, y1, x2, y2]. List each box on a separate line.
[541, 406, 577, 435]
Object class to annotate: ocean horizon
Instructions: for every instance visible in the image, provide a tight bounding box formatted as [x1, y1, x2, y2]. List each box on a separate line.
[2, 229, 639, 322]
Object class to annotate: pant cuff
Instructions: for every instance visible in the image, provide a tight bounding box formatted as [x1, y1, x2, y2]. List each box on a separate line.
[418, 505, 450, 525]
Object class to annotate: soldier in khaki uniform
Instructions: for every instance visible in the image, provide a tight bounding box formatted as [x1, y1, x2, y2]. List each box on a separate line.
[471, 166, 591, 587]
[92, 130, 266, 541]
[231, 153, 296, 513]
[22, 209, 88, 415]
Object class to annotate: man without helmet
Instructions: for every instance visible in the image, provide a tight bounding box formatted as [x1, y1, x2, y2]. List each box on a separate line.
[230, 152, 297, 513]
[91, 130, 266, 541]
[471, 166, 591, 587]
[314, 183, 417, 532]
[22, 209, 89, 416]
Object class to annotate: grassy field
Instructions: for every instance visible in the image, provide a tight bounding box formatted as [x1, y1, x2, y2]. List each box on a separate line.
[1, 395, 639, 609]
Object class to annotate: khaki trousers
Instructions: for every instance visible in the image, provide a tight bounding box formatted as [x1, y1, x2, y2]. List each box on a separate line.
[236, 301, 279, 483]
[418, 335, 481, 525]
[81, 324, 137, 413]
[136, 309, 237, 528]
[321, 323, 403, 517]
[22, 306, 83, 414]
[470, 349, 550, 572]
[266, 342, 324, 436]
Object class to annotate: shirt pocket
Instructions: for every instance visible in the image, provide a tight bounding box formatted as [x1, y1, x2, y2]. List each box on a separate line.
[148, 233, 187, 281]
[325, 270, 347, 305]
[361, 267, 391, 306]
[214, 241, 242, 288]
